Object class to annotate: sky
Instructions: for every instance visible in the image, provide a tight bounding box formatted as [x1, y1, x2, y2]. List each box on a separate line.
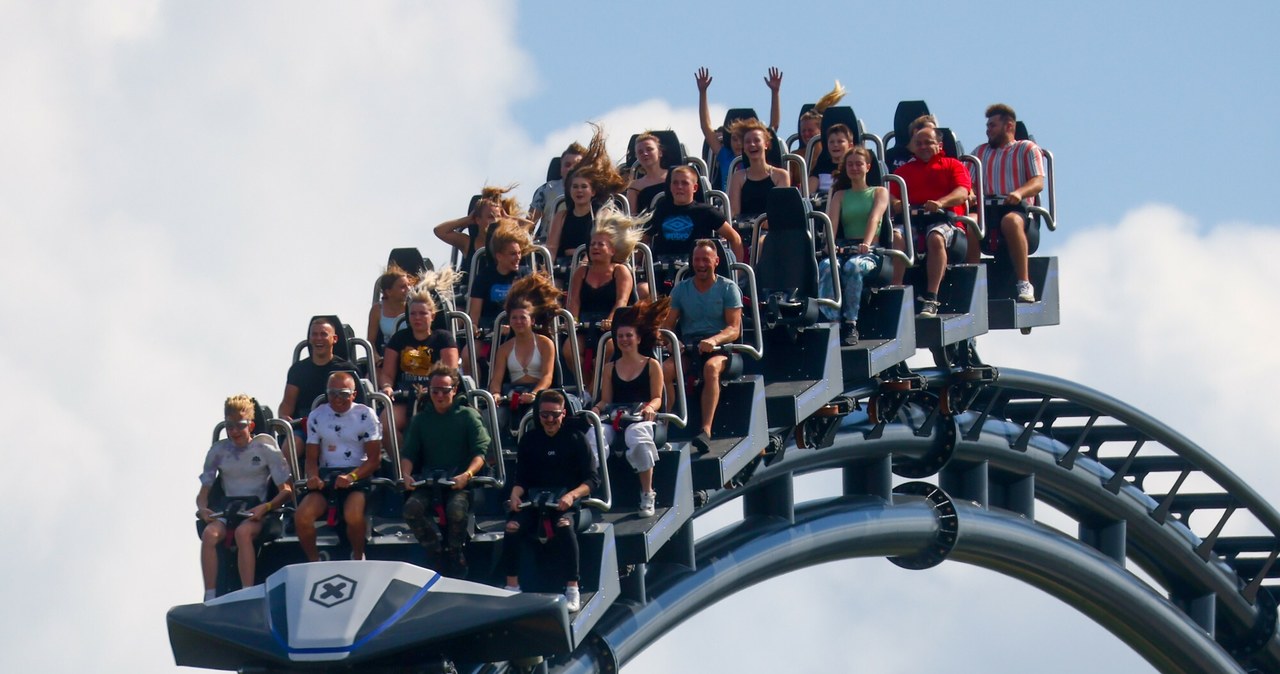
[1, 1, 1278, 672]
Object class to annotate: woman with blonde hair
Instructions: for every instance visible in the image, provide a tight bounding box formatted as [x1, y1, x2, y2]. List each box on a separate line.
[366, 264, 417, 359]
[567, 209, 645, 394]
[435, 185, 530, 272]
[379, 289, 460, 446]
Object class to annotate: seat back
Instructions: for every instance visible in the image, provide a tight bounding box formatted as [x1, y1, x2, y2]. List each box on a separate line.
[938, 127, 964, 159]
[627, 130, 685, 170]
[886, 100, 930, 171]
[811, 105, 860, 175]
[757, 188, 818, 300]
[546, 156, 561, 182]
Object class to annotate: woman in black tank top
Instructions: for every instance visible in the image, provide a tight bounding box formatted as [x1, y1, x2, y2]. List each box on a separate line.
[626, 133, 668, 214]
[547, 173, 597, 260]
[728, 120, 791, 239]
[590, 318, 665, 513]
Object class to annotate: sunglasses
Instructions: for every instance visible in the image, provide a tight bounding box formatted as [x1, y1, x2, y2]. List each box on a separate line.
[327, 388, 355, 398]
[226, 420, 252, 430]
[429, 386, 453, 395]
[539, 410, 564, 420]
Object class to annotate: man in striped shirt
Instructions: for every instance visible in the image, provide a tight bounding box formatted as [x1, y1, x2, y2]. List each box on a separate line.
[972, 103, 1045, 303]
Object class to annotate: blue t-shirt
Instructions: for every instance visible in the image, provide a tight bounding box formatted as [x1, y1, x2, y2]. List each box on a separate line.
[670, 275, 743, 340]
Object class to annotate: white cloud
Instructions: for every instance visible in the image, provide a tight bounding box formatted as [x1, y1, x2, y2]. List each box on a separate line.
[3, 2, 1274, 672]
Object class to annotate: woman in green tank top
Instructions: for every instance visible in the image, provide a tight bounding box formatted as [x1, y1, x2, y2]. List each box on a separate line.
[819, 147, 890, 344]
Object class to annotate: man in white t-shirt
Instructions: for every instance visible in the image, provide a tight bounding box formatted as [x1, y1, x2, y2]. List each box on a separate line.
[294, 371, 382, 561]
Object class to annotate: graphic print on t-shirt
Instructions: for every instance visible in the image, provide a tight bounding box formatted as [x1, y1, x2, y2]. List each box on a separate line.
[663, 214, 694, 241]
[490, 282, 513, 304]
[399, 345, 435, 380]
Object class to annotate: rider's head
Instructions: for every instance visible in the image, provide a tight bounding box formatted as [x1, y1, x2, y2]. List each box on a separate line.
[691, 239, 719, 279]
[426, 363, 458, 414]
[538, 390, 567, 436]
[326, 371, 357, 414]
[224, 394, 256, 446]
[308, 317, 339, 361]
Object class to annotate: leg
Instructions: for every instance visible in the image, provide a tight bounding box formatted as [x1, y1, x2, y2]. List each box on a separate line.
[840, 258, 867, 322]
[700, 355, 728, 437]
[402, 490, 442, 562]
[200, 521, 228, 593]
[964, 222, 981, 263]
[233, 519, 265, 588]
[1001, 212, 1031, 283]
[294, 493, 328, 562]
[343, 491, 368, 560]
[661, 358, 676, 423]
[624, 423, 659, 494]
[891, 229, 907, 285]
[554, 513, 581, 589]
[817, 258, 839, 322]
[444, 490, 473, 564]
[926, 230, 948, 295]
[501, 511, 533, 588]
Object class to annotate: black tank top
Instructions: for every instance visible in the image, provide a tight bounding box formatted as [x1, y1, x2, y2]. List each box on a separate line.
[559, 209, 594, 258]
[578, 269, 618, 319]
[635, 183, 664, 213]
[611, 359, 652, 404]
[740, 174, 775, 219]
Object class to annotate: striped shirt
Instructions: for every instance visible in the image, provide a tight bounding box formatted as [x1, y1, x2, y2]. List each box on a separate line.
[972, 140, 1044, 201]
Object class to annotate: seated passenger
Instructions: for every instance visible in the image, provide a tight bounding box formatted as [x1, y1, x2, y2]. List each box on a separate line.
[820, 147, 891, 344]
[647, 165, 744, 267]
[435, 185, 526, 272]
[528, 142, 587, 229]
[588, 300, 669, 518]
[197, 394, 293, 600]
[696, 66, 783, 192]
[625, 133, 669, 214]
[972, 103, 1045, 303]
[294, 372, 382, 562]
[567, 209, 644, 376]
[399, 364, 490, 577]
[366, 264, 416, 365]
[792, 81, 846, 182]
[489, 274, 560, 429]
[809, 123, 854, 198]
[727, 118, 791, 233]
[889, 127, 973, 317]
[502, 390, 600, 612]
[277, 317, 356, 446]
[467, 219, 531, 332]
[661, 240, 743, 453]
[378, 289, 459, 448]
[547, 124, 628, 263]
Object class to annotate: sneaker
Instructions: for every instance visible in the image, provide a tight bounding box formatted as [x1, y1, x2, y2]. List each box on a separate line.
[692, 431, 712, 454]
[564, 585, 581, 612]
[639, 491, 657, 517]
[203, 589, 218, 602]
[1015, 280, 1036, 303]
[919, 299, 940, 318]
[503, 584, 521, 592]
[840, 322, 860, 346]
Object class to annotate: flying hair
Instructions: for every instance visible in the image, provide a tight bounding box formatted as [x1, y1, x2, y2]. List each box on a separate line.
[909, 114, 938, 137]
[800, 81, 847, 122]
[573, 123, 628, 197]
[407, 289, 437, 316]
[592, 208, 650, 261]
[414, 265, 459, 299]
[612, 297, 671, 354]
[480, 184, 523, 218]
[505, 272, 563, 330]
[488, 219, 532, 256]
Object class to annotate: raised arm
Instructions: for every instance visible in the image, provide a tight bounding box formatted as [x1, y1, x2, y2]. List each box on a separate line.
[609, 265, 634, 323]
[696, 67, 721, 152]
[434, 215, 473, 253]
[764, 67, 782, 131]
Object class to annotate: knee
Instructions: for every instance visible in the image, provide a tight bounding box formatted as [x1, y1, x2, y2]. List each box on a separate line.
[201, 525, 224, 546]
[505, 520, 521, 534]
[234, 526, 257, 546]
[403, 497, 425, 520]
[927, 232, 946, 251]
[556, 516, 572, 529]
[1002, 214, 1025, 235]
[446, 502, 469, 524]
[702, 361, 719, 380]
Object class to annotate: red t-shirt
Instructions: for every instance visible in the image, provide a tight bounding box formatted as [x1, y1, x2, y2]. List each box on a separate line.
[890, 153, 972, 216]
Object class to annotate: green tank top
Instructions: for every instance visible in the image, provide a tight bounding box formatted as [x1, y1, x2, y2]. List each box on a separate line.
[839, 187, 880, 240]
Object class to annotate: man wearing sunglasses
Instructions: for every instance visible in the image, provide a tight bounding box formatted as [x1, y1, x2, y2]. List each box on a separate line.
[294, 371, 382, 562]
[501, 390, 599, 612]
[196, 394, 293, 600]
[399, 364, 491, 577]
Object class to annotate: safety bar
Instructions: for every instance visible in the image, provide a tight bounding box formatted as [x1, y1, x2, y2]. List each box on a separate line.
[960, 154, 986, 239]
[634, 243, 657, 296]
[367, 389, 401, 481]
[1028, 205, 1056, 232]
[862, 132, 885, 160]
[566, 244, 589, 285]
[448, 310, 479, 381]
[728, 261, 764, 360]
[578, 410, 612, 512]
[708, 188, 732, 224]
[605, 194, 631, 217]
[809, 211, 842, 310]
[881, 174, 917, 263]
[684, 155, 709, 179]
[462, 388, 507, 488]
[803, 136, 820, 172]
[487, 310, 509, 381]
[782, 153, 809, 199]
[290, 337, 379, 391]
[746, 214, 768, 266]
[268, 418, 301, 501]
[883, 130, 896, 146]
[1043, 148, 1057, 227]
[785, 132, 801, 152]
[551, 308, 587, 399]
[657, 328, 690, 428]
[530, 245, 554, 277]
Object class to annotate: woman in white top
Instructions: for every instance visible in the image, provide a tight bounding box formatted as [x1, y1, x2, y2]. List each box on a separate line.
[366, 265, 415, 362]
[488, 274, 559, 405]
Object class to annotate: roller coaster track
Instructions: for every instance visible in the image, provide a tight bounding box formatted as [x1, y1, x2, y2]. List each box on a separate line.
[545, 368, 1280, 674]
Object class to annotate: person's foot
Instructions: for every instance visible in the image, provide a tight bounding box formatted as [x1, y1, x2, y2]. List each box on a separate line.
[840, 321, 859, 346]
[203, 589, 218, 602]
[1015, 280, 1036, 303]
[503, 584, 521, 592]
[692, 431, 712, 454]
[564, 585, 581, 612]
[919, 299, 940, 318]
[639, 490, 657, 517]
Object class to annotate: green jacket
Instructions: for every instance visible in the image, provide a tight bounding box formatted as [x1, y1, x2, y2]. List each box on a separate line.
[402, 400, 491, 474]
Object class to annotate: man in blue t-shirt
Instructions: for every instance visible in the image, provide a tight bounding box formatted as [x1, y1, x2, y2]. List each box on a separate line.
[662, 239, 743, 452]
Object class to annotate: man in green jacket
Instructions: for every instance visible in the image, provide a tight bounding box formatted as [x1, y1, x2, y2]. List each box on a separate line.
[399, 363, 491, 576]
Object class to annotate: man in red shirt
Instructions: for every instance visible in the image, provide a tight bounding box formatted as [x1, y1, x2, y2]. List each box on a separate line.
[890, 128, 972, 317]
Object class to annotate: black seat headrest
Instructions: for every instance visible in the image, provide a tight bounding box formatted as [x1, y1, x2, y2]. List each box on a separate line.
[627, 130, 684, 169]
[892, 100, 931, 150]
[764, 187, 807, 233]
[546, 156, 562, 182]
[307, 315, 353, 363]
[387, 248, 429, 277]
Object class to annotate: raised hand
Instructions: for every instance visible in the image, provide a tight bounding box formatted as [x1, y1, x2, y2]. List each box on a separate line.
[695, 67, 713, 92]
[764, 67, 782, 91]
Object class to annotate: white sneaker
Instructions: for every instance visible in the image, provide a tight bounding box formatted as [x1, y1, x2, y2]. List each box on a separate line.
[203, 589, 217, 602]
[503, 585, 521, 592]
[919, 299, 940, 318]
[1015, 280, 1036, 303]
[564, 585, 581, 612]
[639, 491, 657, 517]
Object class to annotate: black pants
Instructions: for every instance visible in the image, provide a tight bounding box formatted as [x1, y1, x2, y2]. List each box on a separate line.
[500, 507, 581, 585]
[402, 488, 471, 558]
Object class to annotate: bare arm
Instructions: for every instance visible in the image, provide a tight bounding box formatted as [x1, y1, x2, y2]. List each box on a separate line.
[862, 187, 890, 246]
[594, 362, 615, 410]
[532, 336, 556, 392]
[826, 190, 845, 234]
[438, 347, 460, 369]
[366, 303, 380, 345]
[1011, 175, 1045, 202]
[488, 340, 510, 394]
[434, 216, 473, 253]
[728, 170, 744, 219]
[646, 358, 664, 413]
[696, 67, 721, 152]
[764, 67, 782, 131]
[379, 347, 400, 393]
[278, 384, 299, 421]
[772, 166, 791, 188]
[610, 265, 634, 321]
[354, 440, 381, 480]
[717, 221, 745, 262]
[468, 297, 484, 334]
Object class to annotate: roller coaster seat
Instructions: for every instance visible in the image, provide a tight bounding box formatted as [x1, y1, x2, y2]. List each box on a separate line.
[755, 187, 821, 327]
[706, 107, 759, 189]
[387, 247, 432, 278]
[886, 100, 930, 168]
[811, 105, 860, 176]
